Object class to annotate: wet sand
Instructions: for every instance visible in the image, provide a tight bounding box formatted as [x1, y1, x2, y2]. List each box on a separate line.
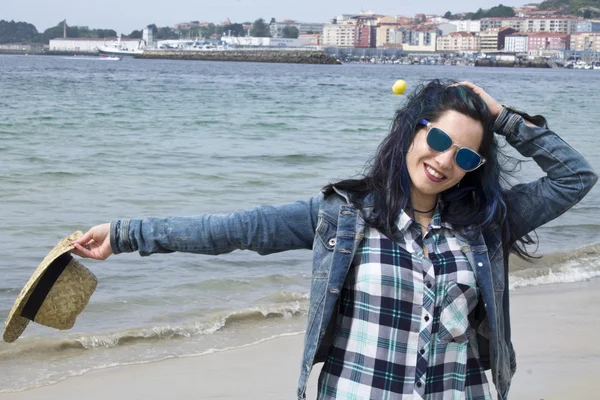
[2, 279, 599, 400]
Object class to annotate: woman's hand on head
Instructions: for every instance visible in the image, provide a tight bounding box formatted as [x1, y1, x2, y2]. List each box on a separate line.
[454, 81, 503, 118]
[71, 223, 113, 260]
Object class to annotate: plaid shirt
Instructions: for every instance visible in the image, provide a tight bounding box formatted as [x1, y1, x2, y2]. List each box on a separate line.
[317, 209, 492, 400]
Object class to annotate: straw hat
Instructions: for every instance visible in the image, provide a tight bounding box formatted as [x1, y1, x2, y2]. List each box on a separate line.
[3, 231, 97, 343]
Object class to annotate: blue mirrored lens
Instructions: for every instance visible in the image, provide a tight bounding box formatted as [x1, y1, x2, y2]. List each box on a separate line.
[456, 148, 482, 171]
[426, 128, 452, 152]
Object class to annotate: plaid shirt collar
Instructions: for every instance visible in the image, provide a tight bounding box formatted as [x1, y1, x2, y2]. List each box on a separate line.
[397, 200, 453, 235]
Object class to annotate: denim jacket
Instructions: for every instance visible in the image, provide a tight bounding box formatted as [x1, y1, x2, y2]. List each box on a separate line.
[110, 108, 597, 399]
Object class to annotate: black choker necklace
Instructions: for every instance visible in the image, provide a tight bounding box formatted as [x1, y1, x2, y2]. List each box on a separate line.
[413, 205, 436, 213]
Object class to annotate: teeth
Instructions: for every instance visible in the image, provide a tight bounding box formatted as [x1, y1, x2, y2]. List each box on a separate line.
[426, 165, 444, 179]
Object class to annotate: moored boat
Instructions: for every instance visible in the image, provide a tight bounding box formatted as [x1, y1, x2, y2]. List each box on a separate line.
[98, 38, 144, 58]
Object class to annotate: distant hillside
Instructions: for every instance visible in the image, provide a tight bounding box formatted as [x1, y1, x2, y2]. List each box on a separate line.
[537, 0, 600, 16]
[444, 1, 599, 19]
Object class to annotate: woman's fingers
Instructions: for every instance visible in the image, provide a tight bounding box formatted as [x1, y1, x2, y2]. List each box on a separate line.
[72, 241, 112, 260]
[74, 229, 95, 246]
[453, 81, 503, 117]
[72, 242, 95, 258]
[70, 223, 113, 260]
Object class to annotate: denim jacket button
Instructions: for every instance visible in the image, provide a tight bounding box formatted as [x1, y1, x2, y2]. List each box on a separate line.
[328, 238, 336, 247]
[477, 262, 483, 267]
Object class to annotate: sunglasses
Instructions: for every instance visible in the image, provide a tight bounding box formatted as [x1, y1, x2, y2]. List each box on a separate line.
[419, 119, 486, 172]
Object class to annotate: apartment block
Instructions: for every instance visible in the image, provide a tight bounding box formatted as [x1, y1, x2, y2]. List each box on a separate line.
[481, 17, 579, 34]
[449, 20, 481, 33]
[528, 32, 570, 52]
[269, 20, 325, 38]
[505, 34, 529, 53]
[479, 27, 516, 52]
[570, 32, 600, 51]
[575, 21, 600, 32]
[376, 25, 403, 47]
[436, 32, 480, 52]
[402, 28, 441, 52]
[322, 22, 356, 47]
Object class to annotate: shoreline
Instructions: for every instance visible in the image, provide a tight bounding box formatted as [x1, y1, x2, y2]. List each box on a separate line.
[0, 51, 558, 68]
[1, 278, 599, 399]
[0, 50, 341, 65]
[137, 49, 340, 64]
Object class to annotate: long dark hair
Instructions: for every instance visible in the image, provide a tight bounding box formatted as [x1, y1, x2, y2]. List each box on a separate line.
[323, 79, 535, 260]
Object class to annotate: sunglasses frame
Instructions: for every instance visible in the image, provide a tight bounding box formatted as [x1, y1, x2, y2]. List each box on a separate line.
[419, 119, 486, 172]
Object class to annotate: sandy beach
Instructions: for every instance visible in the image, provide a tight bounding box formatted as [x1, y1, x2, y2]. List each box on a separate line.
[2, 278, 599, 400]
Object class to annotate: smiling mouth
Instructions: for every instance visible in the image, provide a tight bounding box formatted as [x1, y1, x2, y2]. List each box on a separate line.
[424, 163, 447, 182]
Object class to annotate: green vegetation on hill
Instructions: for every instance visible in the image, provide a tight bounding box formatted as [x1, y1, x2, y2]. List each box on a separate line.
[41, 22, 116, 43]
[0, 20, 117, 44]
[250, 18, 271, 37]
[443, 0, 600, 19]
[538, 0, 600, 17]
[0, 20, 40, 43]
[444, 4, 516, 20]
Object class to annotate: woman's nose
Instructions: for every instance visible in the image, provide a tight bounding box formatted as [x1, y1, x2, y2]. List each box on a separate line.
[434, 150, 455, 169]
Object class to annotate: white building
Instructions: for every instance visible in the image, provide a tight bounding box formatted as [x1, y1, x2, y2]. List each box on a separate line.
[220, 36, 314, 47]
[525, 17, 579, 33]
[437, 23, 458, 35]
[322, 22, 357, 47]
[449, 20, 481, 33]
[49, 38, 143, 53]
[269, 20, 325, 38]
[334, 14, 360, 23]
[575, 20, 600, 32]
[402, 29, 440, 52]
[481, 17, 579, 34]
[505, 34, 529, 53]
[0, 43, 44, 51]
[143, 27, 155, 49]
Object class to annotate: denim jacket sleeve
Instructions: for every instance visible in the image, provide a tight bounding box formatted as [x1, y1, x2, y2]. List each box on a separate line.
[494, 107, 598, 241]
[109, 195, 322, 256]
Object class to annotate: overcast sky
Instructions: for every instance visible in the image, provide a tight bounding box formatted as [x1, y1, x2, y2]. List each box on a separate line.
[5, 0, 526, 35]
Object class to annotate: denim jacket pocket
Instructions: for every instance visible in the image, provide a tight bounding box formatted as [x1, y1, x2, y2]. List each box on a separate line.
[437, 282, 479, 344]
[316, 212, 338, 251]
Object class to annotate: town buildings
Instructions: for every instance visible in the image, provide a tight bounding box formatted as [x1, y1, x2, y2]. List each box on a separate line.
[312, 9, 600, 62]
[39, 6, 600, 60]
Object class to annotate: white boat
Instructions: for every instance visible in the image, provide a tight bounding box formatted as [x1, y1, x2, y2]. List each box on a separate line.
[98, 38, 144, 58]
[98, 56, 122, 61]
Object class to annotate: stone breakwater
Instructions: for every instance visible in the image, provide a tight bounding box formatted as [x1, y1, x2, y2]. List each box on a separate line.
[137, 50, 340, 64]
[475, 58, 550, 68]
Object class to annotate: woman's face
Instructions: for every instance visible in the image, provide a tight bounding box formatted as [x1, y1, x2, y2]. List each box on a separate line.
[406, 110, 484, 199]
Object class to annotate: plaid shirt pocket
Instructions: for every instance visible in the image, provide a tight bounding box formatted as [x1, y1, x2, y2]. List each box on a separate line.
[437, 282, 479, 344]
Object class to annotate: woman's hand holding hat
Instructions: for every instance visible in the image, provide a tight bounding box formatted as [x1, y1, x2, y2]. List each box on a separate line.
[72, 223, 113, 260]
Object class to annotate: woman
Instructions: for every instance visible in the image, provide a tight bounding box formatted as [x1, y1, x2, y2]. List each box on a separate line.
[72, 80, 597, 399]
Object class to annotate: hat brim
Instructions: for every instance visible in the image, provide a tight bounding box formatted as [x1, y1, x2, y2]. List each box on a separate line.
[3, 231, 83, 343]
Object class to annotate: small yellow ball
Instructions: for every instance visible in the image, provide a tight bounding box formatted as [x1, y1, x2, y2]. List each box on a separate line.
[392, 79, 407, 95]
